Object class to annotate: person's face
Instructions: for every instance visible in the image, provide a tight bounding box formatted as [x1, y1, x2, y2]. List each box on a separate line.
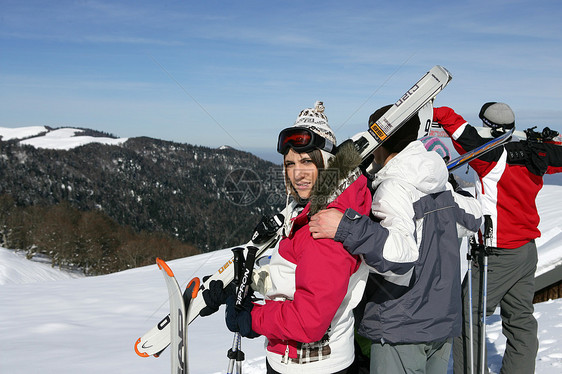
[284, 148, 319, 200]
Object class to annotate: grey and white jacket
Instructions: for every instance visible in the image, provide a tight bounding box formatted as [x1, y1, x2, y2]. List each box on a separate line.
[334, 140, 482, 344]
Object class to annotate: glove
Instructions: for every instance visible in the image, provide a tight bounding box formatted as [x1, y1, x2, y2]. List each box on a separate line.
[225, 295, 260, 338]
[448, 174, 474, 198]
[199, 278, 235, 317]
[448, 173, 462, 192]
[542, 127, 559, 141]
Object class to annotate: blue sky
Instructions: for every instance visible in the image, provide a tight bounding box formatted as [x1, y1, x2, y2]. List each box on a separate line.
[1, 0, 561, 162]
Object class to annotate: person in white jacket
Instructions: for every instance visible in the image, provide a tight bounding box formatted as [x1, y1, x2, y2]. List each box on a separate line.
[309, 104, 483, 374]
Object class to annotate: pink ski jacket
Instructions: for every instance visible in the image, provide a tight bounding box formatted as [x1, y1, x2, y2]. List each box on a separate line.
[251, 174, 372, 373]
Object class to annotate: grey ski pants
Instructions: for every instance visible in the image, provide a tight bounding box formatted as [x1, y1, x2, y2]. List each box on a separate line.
[370, 339, 452, 374]
[452, 240, 539, 374]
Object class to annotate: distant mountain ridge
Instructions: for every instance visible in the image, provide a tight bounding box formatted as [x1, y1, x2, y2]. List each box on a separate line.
[0, 126, 285, 254]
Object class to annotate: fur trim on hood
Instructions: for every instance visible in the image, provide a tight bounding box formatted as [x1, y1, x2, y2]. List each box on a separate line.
[309, 140, 364, 215]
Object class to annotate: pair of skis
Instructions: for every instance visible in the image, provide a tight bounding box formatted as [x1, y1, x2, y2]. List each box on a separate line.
[150, 244, 262, 374]
[134, 213, 285, 362]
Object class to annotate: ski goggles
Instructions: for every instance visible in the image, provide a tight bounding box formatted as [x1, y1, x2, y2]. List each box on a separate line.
[276, 127, 336, 155]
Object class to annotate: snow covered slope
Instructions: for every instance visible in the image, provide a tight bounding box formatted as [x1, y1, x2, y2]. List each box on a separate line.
[0, 186, 561, 374]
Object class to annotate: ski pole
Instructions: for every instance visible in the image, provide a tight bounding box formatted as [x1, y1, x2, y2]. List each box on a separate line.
[480, 216, 493, 374]
[467, 236, 476, 374]
[227, 246, 259, 374]
[227, 247, 245, 374]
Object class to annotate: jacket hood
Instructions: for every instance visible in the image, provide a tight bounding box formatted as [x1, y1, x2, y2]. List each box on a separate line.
[372, 140, 448, 195]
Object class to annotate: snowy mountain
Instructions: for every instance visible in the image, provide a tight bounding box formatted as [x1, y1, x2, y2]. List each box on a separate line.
[1, 185, 562, 373]
[0, 126, 284, 261]
[0, 125, 127, 149]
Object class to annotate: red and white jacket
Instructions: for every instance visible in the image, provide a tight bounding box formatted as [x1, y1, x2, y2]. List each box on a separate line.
[251, 175, 372, 374]
[434, 106, 562, 248]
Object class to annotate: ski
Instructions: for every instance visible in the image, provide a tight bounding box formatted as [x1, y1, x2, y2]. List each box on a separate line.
[352, 65, 452, 160]
[429, 124, 562, 145]
[154, 258, 200, 374]
[445, 127, 515, 171]
[135, 65, 453, 359]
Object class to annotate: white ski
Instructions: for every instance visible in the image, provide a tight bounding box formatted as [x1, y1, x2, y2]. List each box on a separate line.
[154, 258, 199, 374]
[353, 65, 452, 160]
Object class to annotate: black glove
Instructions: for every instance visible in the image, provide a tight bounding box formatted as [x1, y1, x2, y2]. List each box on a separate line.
[542, 127, 559, 141]
[225, 295, 260, 338]
[448, 173, 461, 192]
[448, 174, 473, 197]
[199, 279, 235, 317]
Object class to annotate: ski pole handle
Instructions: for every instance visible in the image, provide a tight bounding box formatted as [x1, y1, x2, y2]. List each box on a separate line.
[235, 246, 258, 310]
[231, 247, 245, 287]
[483, 215, 493, 240]
[483, 215, 493, 250]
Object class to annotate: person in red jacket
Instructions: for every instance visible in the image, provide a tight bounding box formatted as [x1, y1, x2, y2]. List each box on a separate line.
[225, 102, 372, 374]
[433, 102, 562, 374]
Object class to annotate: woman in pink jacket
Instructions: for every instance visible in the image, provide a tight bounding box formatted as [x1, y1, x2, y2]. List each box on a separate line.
[225, 102, 372, 374]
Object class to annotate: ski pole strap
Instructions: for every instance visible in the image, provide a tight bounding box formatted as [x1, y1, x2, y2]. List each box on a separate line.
[471, 244, 496, 257]
[235, 246, 259, 310]
[468, 235, 500, 258]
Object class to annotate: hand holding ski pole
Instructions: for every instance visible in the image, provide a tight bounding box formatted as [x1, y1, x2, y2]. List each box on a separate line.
[225, 246, 260, 338]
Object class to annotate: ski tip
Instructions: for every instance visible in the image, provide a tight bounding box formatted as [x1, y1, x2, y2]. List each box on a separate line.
[156, 258, 174, 277]
[432, 65, 452, 82]
[134, 338, 150, 358]
[187, 277, 201, 299]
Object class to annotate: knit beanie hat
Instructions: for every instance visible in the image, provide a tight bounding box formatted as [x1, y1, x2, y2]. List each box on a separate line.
[369, 104, 420, 154]
[292, 101, 337, 145]
[420, 136, 451, 161]
[479, 102, 515, 130]
[291, 101, 337, 168]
